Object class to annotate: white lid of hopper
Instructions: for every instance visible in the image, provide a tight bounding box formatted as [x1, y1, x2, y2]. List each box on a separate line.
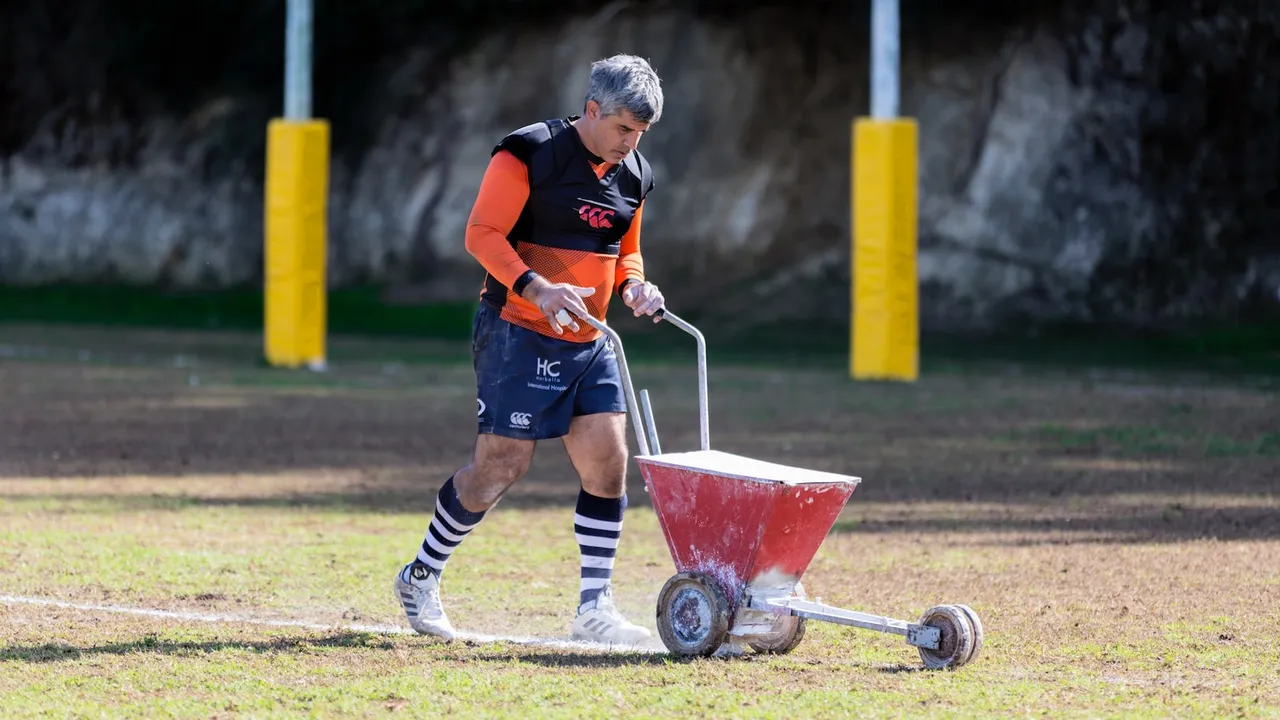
[637, 450, 860, 487]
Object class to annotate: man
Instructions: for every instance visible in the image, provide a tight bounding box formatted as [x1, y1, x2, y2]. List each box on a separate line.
[393, 54, 666, 646]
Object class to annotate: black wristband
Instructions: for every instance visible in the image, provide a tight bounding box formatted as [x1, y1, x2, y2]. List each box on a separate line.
[512, 270, 539, 297]
[617, 278, 640, 297]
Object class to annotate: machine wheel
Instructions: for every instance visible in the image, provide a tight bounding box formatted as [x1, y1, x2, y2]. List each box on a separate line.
[656, 572, 731, 657]
[916, 604, 975, 670]
[748, 615, 807, 654]
[747, 582, 807, 655]
[954, 604, 984, 664]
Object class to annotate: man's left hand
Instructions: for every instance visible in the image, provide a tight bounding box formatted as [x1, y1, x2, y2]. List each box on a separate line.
[621, 281, 664, 322]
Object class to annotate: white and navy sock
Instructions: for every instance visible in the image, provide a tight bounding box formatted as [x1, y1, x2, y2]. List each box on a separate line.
[575, 489, 626, 608]
[413, 476, 485, 578]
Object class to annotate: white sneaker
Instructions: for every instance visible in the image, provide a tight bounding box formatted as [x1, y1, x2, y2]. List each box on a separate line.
[571, 585, 652, 646]
[394, 563, 455, 641]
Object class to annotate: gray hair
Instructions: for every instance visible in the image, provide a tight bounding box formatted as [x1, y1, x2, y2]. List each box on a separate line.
[584, 54, 664, 124]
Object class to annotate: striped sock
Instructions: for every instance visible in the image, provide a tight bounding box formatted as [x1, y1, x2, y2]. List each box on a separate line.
[575, 489, 627, 608]
[414, 477, 486, 577]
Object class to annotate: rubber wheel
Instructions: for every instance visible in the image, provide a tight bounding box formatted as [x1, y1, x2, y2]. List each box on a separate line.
[954, 604, 984, 665]
[656, 572, 731, 657]
[748, 615, 807, 654]
[747, 582, 807, 655]
[916, 604, 975, 670]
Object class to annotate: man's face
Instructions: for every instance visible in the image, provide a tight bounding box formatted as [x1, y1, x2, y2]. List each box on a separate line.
[586, 101, 650, 163]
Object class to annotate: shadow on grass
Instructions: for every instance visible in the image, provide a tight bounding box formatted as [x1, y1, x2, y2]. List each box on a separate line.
[458, 648, 678, 668]
[1, 632, 688, 669]
[876, 663, 932, 674]
[0, 631, 397, 663]
[461, 652, 960, 672]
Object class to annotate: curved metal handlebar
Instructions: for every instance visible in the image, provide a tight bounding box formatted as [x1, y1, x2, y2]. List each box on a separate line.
[569, 307, 709, 457]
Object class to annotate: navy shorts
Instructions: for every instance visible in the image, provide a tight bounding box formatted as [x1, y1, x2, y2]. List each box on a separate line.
[472, 302, 626, 440]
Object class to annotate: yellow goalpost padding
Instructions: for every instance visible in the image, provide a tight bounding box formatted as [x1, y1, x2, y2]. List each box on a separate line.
[851, 117, 918, 382]
[264, 119, 330, 370]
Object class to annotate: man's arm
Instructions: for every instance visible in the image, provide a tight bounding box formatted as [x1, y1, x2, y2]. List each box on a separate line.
[464, 150, 533, 291]
[615, 200, 664, 319]
[465, 148, 596, 333]
[614, 200, 646, 297]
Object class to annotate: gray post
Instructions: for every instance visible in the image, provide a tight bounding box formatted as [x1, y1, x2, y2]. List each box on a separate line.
[871, 0, 899, 119]
[284, 0, 313, 119]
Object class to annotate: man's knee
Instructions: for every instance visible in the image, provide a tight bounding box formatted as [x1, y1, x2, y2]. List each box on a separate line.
[583, 457, 627, 498]
[564, 413, 629, 498]
[455, 434, 536, 510]
[590, 443, 628, 482]
[476, 441, 534, 485]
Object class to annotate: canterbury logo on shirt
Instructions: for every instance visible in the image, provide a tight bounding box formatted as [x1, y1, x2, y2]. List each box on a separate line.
[578, 204, 615, 229]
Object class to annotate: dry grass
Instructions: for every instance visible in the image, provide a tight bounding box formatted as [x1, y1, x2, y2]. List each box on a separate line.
[2, 324, 1278, 718]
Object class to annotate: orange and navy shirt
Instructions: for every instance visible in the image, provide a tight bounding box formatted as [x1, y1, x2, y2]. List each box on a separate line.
[463, 117, 653, 343]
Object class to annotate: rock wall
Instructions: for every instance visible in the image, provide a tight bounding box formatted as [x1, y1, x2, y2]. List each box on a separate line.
[1, 1, 1277, 333]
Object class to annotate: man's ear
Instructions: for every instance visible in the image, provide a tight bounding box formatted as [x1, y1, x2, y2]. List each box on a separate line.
[584, 100, 599, 120]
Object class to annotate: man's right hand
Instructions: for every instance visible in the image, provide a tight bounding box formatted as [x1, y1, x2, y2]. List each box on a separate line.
[521, 276, 596, 334]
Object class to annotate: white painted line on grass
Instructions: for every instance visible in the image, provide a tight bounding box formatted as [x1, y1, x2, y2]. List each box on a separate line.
[0, 594, 663, 654]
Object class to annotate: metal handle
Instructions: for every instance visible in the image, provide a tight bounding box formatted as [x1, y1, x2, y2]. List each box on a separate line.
[654, 308, 710, 452]
[570, 306, 710, 456]
[640, 389, 661, 456]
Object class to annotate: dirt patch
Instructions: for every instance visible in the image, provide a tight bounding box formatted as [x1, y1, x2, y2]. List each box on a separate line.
[2, 330, 1277, 529]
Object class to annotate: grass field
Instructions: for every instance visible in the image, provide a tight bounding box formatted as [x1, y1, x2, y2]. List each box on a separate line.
[2, 318, 1279, 718]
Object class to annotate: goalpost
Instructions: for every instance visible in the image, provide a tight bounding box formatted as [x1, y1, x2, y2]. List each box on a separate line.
[851, 0, 918, 382]
[264, 0, 330, 370]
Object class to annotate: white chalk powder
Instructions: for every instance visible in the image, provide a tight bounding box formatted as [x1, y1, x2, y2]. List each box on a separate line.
[639, 450, 860, 487]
